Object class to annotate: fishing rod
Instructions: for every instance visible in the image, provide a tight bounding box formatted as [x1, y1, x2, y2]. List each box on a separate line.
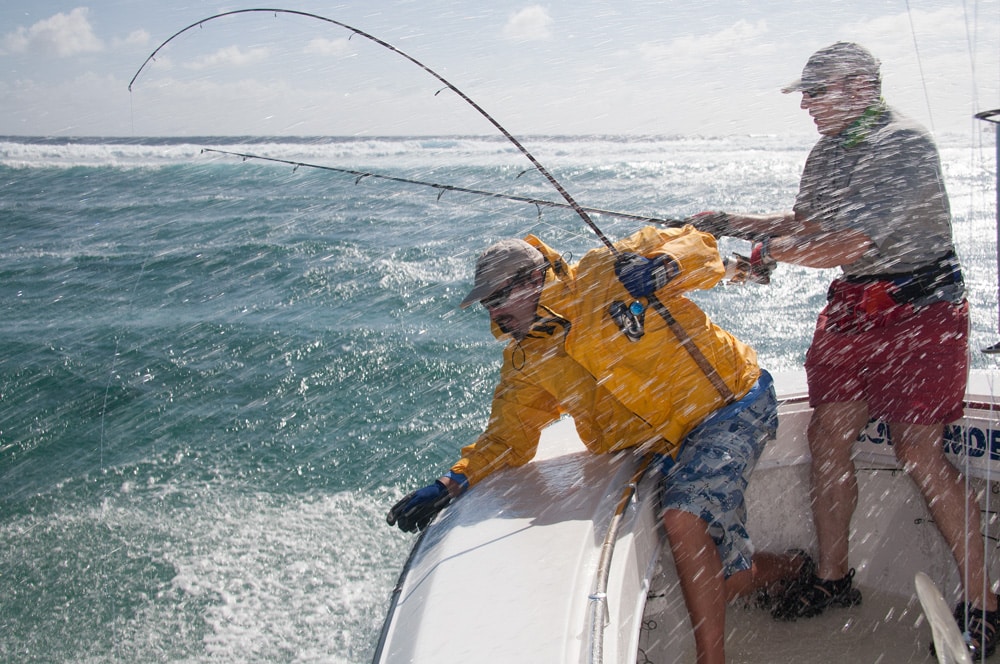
[131, 9, 743, 403]
[128, 7, 618, 253]
[200, 147, 691, 228]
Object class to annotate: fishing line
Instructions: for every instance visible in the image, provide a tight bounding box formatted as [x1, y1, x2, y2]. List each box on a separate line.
[904, 0, 936, 134]
[965, 0, 1000, 628]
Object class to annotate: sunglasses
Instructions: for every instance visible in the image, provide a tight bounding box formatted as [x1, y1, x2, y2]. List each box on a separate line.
[481, 270, 535, 310]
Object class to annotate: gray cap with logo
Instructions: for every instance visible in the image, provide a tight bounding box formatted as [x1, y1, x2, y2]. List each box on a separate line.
[782, 42, 881, 94]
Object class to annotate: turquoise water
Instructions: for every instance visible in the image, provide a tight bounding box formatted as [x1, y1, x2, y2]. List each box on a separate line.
[1, 133, 998, 662]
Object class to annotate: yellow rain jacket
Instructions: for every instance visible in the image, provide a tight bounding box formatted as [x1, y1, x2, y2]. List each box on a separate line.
[450, 225, 760, 487]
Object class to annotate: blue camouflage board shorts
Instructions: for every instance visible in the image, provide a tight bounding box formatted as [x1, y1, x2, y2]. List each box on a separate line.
[659, 370, 777, 578]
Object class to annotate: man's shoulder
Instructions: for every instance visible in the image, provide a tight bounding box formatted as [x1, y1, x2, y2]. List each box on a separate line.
[873, 107, 936, 148]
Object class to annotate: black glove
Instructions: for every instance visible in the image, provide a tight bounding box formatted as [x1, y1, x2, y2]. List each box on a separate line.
[614, 252, 678, 299]
[386, 480, 452, 532]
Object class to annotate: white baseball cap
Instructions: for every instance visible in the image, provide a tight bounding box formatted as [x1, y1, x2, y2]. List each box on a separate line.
[459, 239, 545, 309]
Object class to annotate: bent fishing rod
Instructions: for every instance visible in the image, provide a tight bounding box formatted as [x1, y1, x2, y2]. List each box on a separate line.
[201, 147, 693, 228]
[130, 9, 754, 243]
[129, 7, 618, 253]
[131, 9, 743, 403]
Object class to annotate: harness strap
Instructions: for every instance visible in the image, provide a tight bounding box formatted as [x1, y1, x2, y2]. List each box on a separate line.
[646, 295, 736, 404]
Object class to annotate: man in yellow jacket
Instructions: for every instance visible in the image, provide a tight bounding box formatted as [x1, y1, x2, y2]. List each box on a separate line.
[387, 225, 804, 664]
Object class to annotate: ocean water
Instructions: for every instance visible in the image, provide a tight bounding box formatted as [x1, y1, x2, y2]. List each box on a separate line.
[2, 132, 999, 663]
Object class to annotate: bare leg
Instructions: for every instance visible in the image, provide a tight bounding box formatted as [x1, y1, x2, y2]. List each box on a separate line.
[892, 421, 997, 612]
[664, 508, 810, 663]
[807, 401, 869, 580]
[662, 508, 726, 664]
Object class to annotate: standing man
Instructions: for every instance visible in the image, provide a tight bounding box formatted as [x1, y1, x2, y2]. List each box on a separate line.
[699, 42, 997, 657]
[387, 225, 807, 664]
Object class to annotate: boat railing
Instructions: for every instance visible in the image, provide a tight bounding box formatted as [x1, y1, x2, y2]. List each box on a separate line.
[587, 455, 655, 664]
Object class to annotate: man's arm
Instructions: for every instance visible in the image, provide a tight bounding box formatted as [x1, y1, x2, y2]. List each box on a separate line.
[718, 211, 799, 238]
[716, 212, 875, 271]
[769, 225, 874, 269]
[387, 358, 560, 532]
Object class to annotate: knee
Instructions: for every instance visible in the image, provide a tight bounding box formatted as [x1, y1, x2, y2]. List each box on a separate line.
[807, 420, 842, 459]
[662, 508, 697, 534]
[807, 405, 868, 451]
[894, 444, 955, 490]
[661, 509, 713, 549]
[891, 443, 921, 474]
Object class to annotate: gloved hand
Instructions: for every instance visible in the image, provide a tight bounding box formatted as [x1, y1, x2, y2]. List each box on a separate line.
[730, 240, 777, 285]
[614, 252, 678, 299]
[685, 211, 732, 237]
[386, 480, 452, 533]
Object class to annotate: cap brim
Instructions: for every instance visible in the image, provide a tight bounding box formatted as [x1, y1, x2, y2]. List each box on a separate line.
[459, 283, 493, 309]
[781, 78, 804, 94]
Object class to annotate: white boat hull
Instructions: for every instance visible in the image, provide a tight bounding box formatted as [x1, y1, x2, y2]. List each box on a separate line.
[374, 371, 1000, 663]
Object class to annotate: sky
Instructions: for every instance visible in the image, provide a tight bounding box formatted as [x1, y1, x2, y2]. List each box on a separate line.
[1, 0, 1000, 138]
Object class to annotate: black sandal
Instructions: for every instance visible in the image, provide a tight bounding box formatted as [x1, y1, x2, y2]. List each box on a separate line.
[931, 596, 1000, 659]
[771, 567, 862, 621]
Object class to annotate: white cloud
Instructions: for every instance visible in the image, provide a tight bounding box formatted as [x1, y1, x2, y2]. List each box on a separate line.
[503, 6, 553, 41]
[118, 29, 151, 48]
[302, 38, 352, 57]
[2, 7, 104, 57]
[638, 20, 771, 66]
[184, 45, 271, 71]
[843, 7, 967, 55]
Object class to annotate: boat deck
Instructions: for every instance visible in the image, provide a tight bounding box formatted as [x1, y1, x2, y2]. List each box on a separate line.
[725, 588, 930, 663]
[635, 457, 990, 664]
[639, 578, 940, 663]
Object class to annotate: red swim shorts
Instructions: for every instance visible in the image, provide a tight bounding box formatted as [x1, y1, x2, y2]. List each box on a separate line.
[804, 289, 969, 425]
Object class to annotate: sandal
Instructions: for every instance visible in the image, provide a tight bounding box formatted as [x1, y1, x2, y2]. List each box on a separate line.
[771, 567, 862, 621]
[748, 549, 814, 611]
[931, 596, 1000, 659]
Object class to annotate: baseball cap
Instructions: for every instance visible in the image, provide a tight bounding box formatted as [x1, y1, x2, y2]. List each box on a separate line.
[782, 42, 881, 94]
[459, 239, 545, 309]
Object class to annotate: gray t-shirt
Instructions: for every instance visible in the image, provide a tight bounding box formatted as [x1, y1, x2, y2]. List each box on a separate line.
[793, 105, 958, 278]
